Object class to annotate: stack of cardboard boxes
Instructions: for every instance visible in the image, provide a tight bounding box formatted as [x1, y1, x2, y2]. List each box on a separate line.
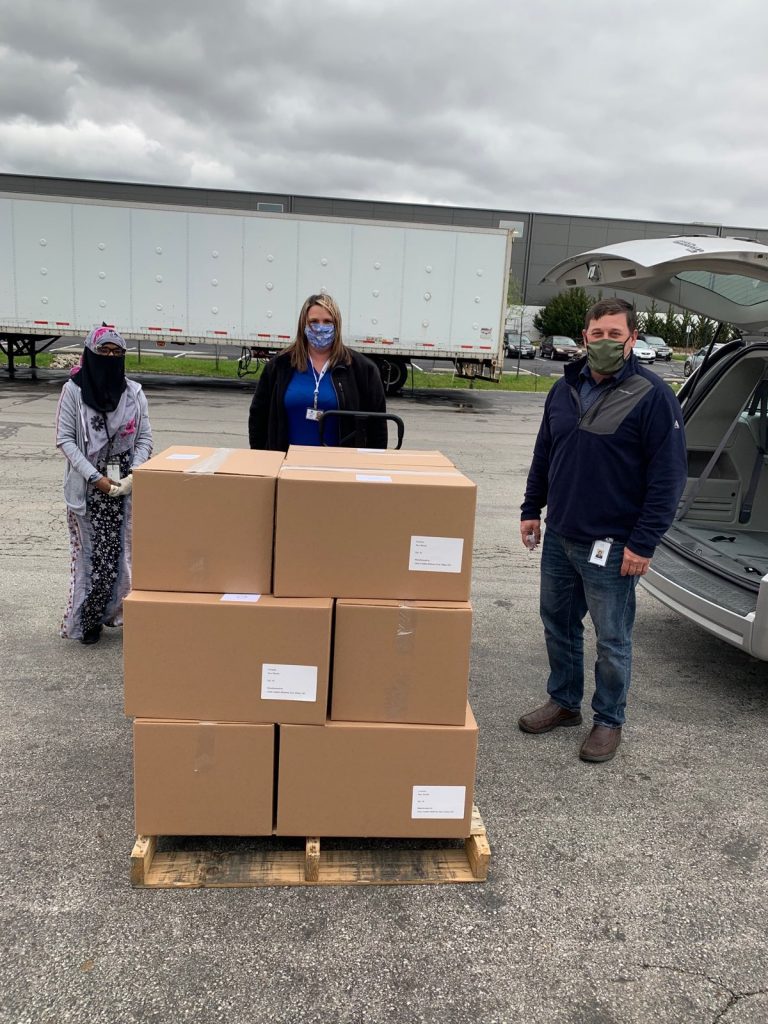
[124, 443, 479, 841]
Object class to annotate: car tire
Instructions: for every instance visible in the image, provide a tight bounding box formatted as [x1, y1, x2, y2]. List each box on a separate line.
[684, 362, 692, 377]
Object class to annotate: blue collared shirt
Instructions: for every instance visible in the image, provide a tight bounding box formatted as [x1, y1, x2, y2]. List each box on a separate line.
[578, 358, 634, 414]
[284, 364, 339, 445]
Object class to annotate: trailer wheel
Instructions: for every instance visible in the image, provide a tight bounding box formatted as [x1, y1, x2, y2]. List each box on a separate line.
[236, 347, 252, 378]
[237, 347, 265, 379]
[377, 357, 408, 395]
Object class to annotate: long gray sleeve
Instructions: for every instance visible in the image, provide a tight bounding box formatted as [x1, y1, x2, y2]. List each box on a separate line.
[55, 383, 99, 481]
[131, 387, 153, 467]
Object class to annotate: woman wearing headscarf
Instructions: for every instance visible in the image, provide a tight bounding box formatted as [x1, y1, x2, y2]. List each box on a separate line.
[56, 326, 153, 644]
[248, 293, 387, 451]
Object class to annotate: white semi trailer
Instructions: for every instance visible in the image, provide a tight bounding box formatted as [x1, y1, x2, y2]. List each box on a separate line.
[0, 191, 513, 393]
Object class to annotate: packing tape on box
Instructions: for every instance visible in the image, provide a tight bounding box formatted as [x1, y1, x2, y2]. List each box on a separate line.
[184, 448, 234, 475]
[396, 603, 416, 654]
[193, 722, 218, 773]
[381, 603, 417, 718]
[281, 465, 460, 477]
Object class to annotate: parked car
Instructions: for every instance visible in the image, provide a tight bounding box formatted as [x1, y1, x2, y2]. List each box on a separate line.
[684, 343, 725, 377]
[504, 332, 535, 359]
[633, 340, 656, 363]
[544, 234, 768, 659]
[539, 335, 585, 360]
[639, 333, 673, 361]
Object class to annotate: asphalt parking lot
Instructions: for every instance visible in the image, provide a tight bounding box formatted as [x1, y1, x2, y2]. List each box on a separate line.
[1, 373, 767, 1024]
[503, 352, 685, 382]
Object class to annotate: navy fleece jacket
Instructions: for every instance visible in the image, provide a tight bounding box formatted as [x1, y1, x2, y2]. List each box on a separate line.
[521, 353, 688, 557]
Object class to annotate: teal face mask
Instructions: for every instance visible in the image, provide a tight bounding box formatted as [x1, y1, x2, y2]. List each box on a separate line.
[586, 337, 629, 376]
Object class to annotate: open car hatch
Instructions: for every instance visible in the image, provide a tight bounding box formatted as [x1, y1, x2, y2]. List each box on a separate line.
[543, 236, 768, 331]
[543, 236, 768, 659]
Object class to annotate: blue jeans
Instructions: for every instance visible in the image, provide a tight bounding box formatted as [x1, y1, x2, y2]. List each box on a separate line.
[540, 529, 637, 728]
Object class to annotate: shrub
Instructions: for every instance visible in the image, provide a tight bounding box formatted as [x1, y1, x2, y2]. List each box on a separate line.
[533, 287, 593, 339]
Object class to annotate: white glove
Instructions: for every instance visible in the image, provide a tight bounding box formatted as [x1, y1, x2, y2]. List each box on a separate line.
[108, 474, 133, 497]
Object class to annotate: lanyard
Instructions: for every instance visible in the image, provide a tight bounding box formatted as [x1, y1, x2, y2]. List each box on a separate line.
[309, 360, 330, 410]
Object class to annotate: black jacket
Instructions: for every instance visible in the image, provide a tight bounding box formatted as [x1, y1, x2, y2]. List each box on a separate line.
[248, 349, 387, 451]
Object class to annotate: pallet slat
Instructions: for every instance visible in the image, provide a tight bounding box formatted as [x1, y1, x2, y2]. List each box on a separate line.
[130, 835, 157, 887]
[305, 838, 321, 883]
[130, 805, 490, 888]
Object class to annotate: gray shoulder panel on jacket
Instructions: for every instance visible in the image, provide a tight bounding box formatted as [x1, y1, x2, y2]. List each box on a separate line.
[580, 374, 654, 435]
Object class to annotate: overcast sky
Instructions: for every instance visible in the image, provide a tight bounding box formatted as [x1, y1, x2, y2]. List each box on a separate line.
[1, 0, 766, 228]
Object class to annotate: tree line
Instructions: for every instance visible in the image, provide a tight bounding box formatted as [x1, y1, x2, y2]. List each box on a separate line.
[531, 287, 735, 348]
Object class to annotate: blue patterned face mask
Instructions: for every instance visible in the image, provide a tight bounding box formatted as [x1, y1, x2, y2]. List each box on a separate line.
[305, 323, 335, 349]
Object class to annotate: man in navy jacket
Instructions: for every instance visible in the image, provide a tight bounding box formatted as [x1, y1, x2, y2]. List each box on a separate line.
[519, 298, 687, 762]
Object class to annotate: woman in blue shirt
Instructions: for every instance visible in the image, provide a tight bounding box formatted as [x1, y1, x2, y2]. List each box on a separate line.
[248, 293, 387, 451]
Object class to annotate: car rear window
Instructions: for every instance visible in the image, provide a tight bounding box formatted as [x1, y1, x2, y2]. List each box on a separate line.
[676, 271, 768, 308]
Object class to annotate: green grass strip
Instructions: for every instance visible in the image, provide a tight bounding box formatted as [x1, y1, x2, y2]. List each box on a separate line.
[4, 354, 684, 394]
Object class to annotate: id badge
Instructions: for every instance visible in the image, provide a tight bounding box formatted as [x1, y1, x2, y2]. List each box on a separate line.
[305, 408, 320, 422]
[106, 458, 121, 480]
[589, 538, 612, 566]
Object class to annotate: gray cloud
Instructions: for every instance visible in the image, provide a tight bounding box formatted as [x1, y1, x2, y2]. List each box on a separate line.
[0, 0, 767, 228]
[0, 49, 80, 123]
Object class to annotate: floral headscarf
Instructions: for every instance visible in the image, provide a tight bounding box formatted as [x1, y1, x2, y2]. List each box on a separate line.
[73, 327, 137, 463]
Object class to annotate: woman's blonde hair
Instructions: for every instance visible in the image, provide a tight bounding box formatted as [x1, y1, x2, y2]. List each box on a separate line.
[285, 293, 351, 371]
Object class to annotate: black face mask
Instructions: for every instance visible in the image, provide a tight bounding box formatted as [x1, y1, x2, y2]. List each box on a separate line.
[75, 347, 127, 412]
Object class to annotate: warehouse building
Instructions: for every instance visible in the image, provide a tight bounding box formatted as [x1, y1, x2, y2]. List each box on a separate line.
[2, 172, 766, 309]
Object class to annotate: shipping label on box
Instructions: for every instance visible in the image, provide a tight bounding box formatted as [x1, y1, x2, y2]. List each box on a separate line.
[408, 536, 464, 573]
[261, 664, 318, 702]
[411, 785, 467, 819]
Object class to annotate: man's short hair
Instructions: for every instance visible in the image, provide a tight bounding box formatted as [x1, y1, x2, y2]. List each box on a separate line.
[584, 298, 637, 332]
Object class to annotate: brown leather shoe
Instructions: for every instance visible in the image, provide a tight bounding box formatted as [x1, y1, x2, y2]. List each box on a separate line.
[518, 700, 582, 734]
[579, 724, 622, 763]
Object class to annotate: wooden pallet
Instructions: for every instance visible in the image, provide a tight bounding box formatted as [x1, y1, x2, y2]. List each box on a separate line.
[131, 805, 490, 888]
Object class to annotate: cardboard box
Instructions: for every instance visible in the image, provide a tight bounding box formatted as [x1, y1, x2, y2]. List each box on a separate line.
[134, 719, 275, 835]
[332, 599, 472, 725]
[273, 465, 476, 600]
[132, 446, 284, 593]
[284, 446, 455, 469]
[124, 592, 333, 724]
[276, 706, 478, 838]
